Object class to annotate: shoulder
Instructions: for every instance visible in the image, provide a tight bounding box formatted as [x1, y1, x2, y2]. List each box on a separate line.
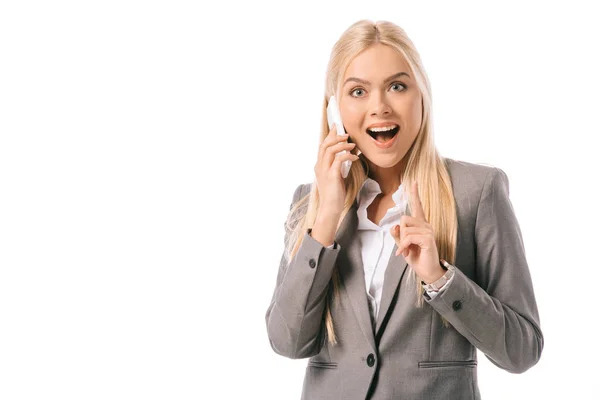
[443, 157, 513, 228]
[443, 156, 509, 197]
[444, 156, 504, 183]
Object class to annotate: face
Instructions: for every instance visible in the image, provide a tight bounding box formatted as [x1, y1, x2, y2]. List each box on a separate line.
[338, 43, 422, 172]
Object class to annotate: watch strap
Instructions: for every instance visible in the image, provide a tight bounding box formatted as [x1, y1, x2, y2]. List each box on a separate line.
[422, 259, 455, 292]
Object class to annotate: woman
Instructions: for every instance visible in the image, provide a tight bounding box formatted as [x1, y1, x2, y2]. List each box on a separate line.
[265, 19, 543, 400]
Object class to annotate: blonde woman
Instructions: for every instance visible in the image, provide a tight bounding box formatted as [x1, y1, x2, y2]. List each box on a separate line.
[265, 19, 543, 400]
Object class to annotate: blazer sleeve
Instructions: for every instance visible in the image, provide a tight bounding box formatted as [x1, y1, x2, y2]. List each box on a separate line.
[424, 167, 544, 373]
[265, 183, 342, 359]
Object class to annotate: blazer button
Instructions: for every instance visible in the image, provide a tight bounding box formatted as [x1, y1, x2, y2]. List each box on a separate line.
[452, 300, 462, 310]
[309, 259, 316, 268]
[366, 353, 375, 367]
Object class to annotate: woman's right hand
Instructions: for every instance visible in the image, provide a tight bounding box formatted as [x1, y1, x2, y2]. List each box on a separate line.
[313, 125, 360, 218]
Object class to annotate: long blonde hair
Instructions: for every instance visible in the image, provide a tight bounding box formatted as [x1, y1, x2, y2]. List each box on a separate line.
[283, 19, 457, 346]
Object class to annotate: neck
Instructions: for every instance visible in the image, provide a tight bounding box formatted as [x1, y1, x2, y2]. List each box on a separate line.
[367, 157, 408, 196]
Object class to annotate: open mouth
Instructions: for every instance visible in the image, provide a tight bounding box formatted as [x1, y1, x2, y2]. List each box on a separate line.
[366, 125, 400, 143]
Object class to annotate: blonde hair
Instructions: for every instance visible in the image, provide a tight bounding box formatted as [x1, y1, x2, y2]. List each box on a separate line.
[283, 19, 457, 346]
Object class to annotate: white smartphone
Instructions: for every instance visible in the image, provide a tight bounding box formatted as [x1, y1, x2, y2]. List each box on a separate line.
[326, 95, 352, 179]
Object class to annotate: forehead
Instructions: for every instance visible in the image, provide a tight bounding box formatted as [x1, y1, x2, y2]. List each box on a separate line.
[343, 44, 410, 83]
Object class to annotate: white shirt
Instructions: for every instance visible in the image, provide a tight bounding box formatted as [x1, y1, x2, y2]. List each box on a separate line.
[324, 177, 454, 327]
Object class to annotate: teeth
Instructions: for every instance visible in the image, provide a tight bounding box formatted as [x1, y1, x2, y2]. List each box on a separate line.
[368, 125, 398, 132]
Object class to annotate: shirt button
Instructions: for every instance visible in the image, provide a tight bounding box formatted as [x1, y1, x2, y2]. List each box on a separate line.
[452, 300, 462, 310]
[309, 259, 316, 268]
[366, 353, 375, 367]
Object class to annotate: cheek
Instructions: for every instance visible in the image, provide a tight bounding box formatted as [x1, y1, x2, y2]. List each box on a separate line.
[393, 98, 422, 130]
[408, 94, 423, 123]
[341, 108, 363, 132]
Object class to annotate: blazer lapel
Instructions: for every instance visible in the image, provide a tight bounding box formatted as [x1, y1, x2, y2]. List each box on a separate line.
[374, 202, 412, 336]
[335, 199, 376, 352]
[374, 250, 409, 336]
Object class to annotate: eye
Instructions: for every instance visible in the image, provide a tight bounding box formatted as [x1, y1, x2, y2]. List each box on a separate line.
[390, 82, 407, 91]
[350, 88, 365, 97]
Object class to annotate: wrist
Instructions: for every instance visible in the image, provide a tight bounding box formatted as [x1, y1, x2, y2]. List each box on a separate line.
[310, 215, 338, 248]
[314, 212, 340, 234]
[421, 260, 455, 292]
[316, 209, 342, 224]
[422, 264, 446, 284]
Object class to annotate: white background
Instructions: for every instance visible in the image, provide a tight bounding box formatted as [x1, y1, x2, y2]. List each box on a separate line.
[1, 1, 598, 399]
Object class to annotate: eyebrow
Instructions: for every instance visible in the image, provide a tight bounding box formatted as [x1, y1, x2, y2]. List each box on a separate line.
[343, 72, 411, 86]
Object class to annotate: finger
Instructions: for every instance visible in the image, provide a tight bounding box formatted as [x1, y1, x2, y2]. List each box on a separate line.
[396, 246, 412, 257]
[327, 141, 356, 154]
[322, 125, 350, 150]
[397, 215, 429, 230]
[325, 142, 356, 174]
[327, 124, 351, 142]
[409, 181, 426, 221]
[396, 237, 410, 255]
[396, 229, 438, 256]
[318, 125, 337, 162]
[390, 224, 428, 241]
[394, 233, 427, 256]
[397, 240, 412, 258]
[397, 228, 431, 255]
[395, 236, 419, 256]
[391, 226, 426, 257]
[330, 151, 360, 176]
[318, 128, 350, 171]
[399, 227, 430, 237]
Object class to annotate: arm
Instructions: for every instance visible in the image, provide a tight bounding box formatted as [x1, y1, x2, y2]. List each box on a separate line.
[265, 184, 342, 359]
[424, 168, 544, 373]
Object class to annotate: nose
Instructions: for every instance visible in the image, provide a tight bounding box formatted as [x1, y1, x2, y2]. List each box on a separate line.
[369, 93, 392, 116]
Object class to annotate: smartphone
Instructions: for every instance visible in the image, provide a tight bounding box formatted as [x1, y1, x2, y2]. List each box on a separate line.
[326, 95, 352, 179]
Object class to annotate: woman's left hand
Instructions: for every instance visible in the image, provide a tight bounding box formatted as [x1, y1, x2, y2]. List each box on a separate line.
[389, 181, 445, 284]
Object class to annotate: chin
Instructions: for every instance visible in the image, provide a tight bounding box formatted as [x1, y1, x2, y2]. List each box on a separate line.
[363, 153, 404, 169]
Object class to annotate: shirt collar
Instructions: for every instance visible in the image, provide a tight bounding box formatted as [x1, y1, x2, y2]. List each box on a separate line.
[356, 177, 408, 230]
[357, 177, 406, 206]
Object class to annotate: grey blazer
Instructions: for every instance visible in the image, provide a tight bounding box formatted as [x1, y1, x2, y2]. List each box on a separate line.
[265, 157, 543, 400]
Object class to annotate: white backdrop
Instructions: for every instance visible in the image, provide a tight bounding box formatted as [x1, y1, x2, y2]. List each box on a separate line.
[1, 1, 598, 399]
